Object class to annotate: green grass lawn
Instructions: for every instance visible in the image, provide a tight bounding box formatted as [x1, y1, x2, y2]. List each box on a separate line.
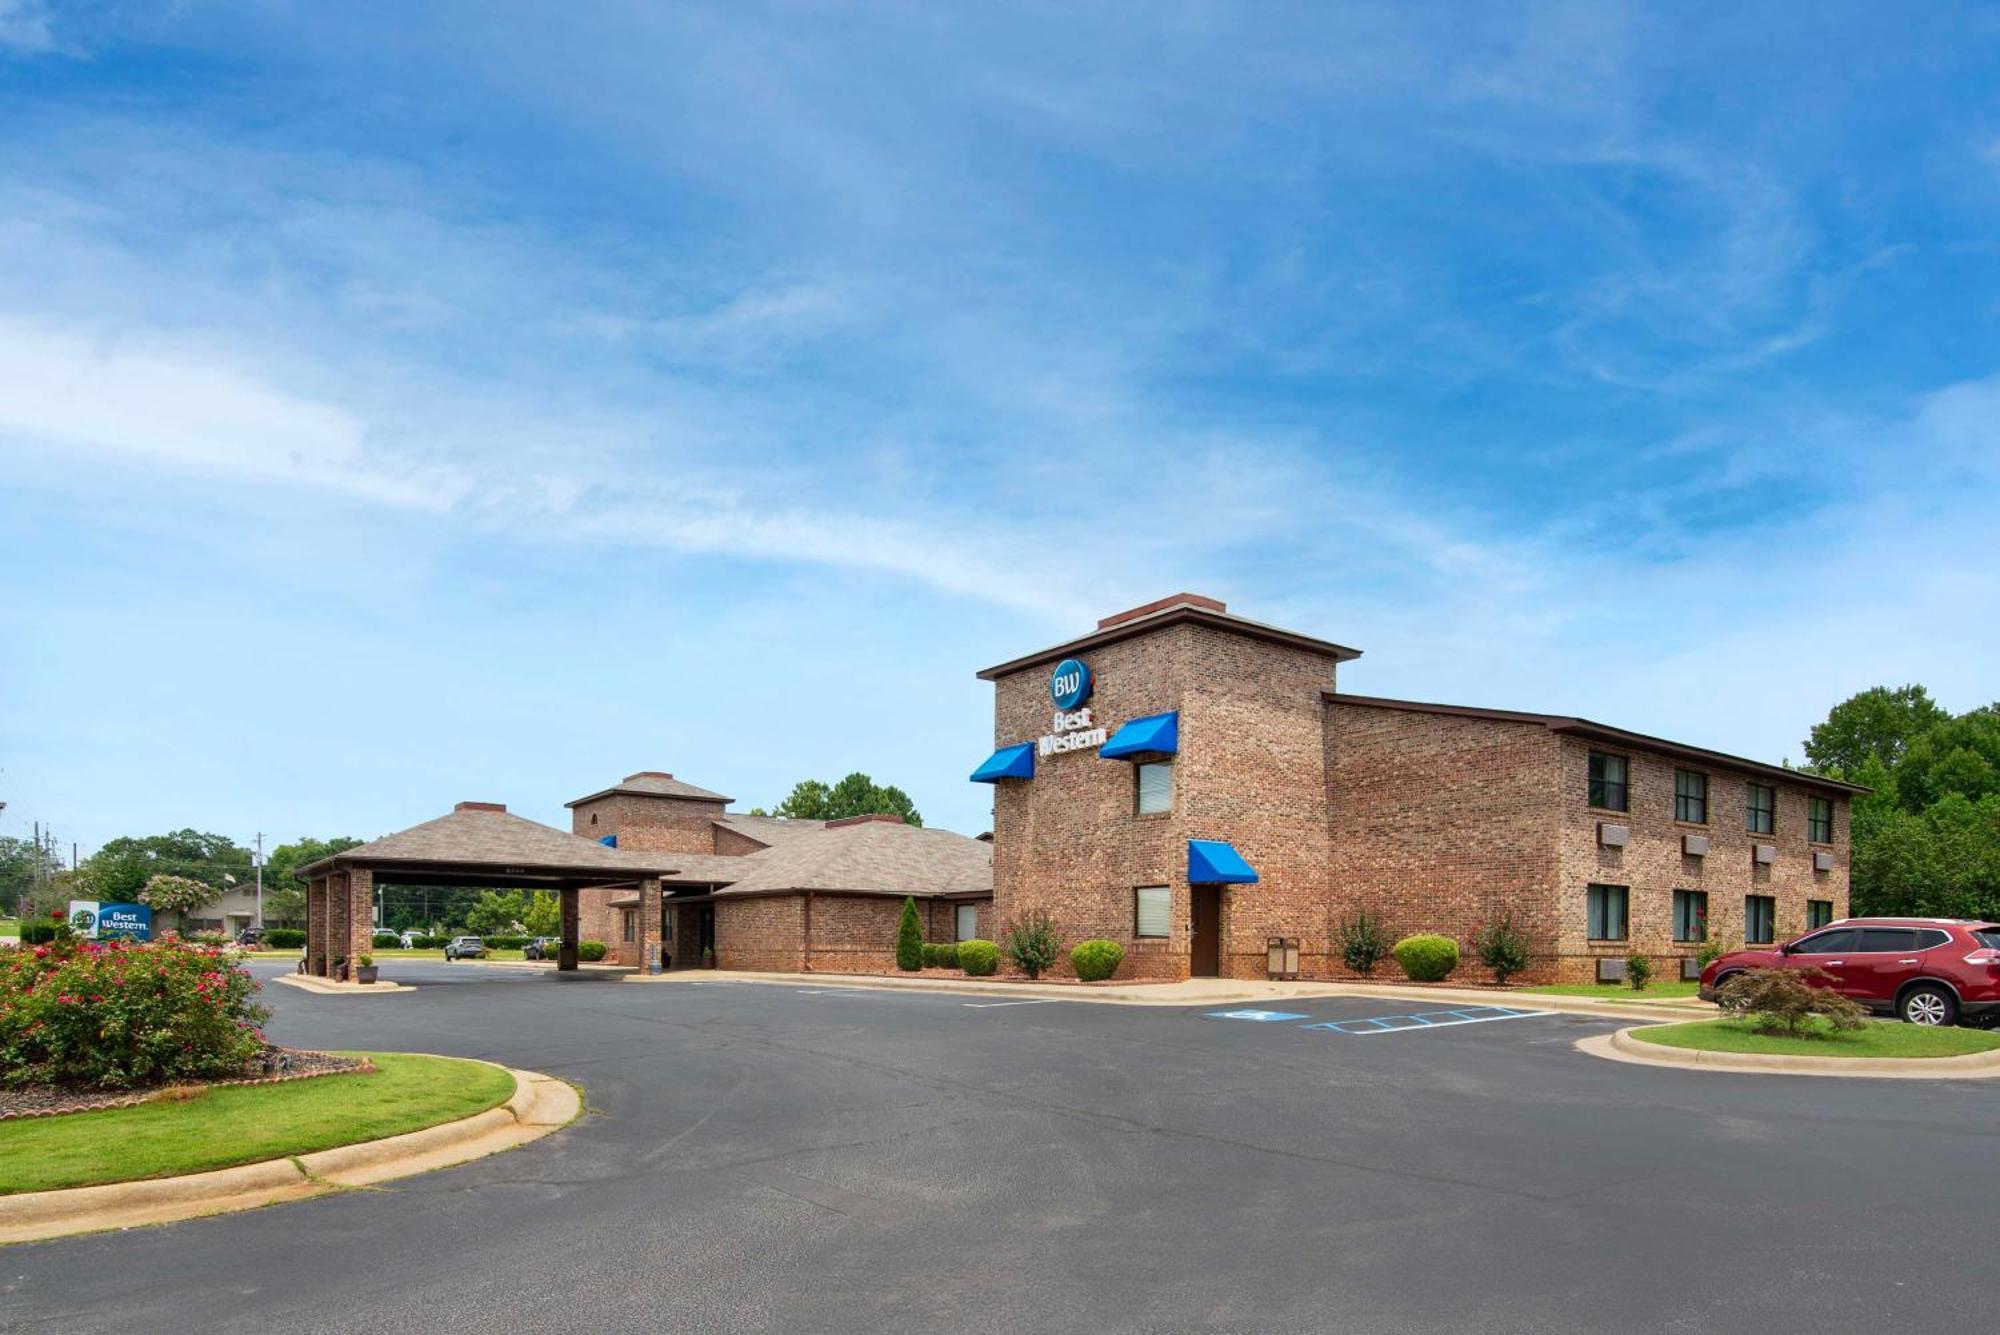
[0, 918, 18, 937]
[1629, 1016, 2000, 1059]
[0, 1053, 517, 1195]
[1518, 980, 1703, 1001]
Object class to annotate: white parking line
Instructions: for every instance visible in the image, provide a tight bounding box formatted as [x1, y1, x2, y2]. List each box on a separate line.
[962, 999, 1056, 1008]
[1304, 1006, 1556, 1036]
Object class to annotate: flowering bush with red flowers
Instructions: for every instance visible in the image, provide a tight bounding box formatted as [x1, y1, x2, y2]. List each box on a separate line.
[0, 938, 270, 1089]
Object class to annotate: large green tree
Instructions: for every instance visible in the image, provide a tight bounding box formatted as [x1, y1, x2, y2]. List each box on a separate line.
[1812, 688, 2000, 921]
[1803, 685, 1951, 777]
[259, 835, 366, 927]
[78, 830, 253, 903]
[760, 772, 923, 827]
[0, 836, 64, 916]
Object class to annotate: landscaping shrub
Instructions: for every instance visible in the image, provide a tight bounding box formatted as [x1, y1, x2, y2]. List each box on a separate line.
[921, 942, 960, 969]
[1625, 952, 1654, 991]
[262, 927, 306, 949]
[1001, 912, 1062, 980]
[1471, 914, 1530, 984]
[373, 932, 404, 949]
[577, 941, 607, 962]
[958, 939, 1000, 976]
[0, 938, 269, 1089]
[484, 935, 528, 951]
[416, 934, 450, 949]
[1070, 939, 1125, 982]
[1716, 967, 1867, 1036]
[1695, 936, 1730, 969]
[1335, 910, 1390, 975]
[896, 896, 923, 972]
[18, 920, 59, 945]
[1392, 934, 1459, 982]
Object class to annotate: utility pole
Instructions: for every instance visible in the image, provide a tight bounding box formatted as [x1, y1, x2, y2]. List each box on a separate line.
[253, 832, 265, 929]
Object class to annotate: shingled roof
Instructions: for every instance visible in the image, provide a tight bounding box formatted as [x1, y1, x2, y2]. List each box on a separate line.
[565, 771, 733, 808]
[296, 802, 685, 878]
[708, 818, 992, 899]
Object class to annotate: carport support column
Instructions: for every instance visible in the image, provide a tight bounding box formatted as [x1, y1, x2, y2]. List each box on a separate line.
[345, 869, 374, 978]
[558, 886, 579, 971]
[637, 878, 662, 974]
[306, 874, 327, 976]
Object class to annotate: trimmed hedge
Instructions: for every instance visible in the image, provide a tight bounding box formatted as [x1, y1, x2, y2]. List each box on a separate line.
[1070, 939, 1124, 982]
[921, 942, 961, 969]
[18, 920, 61, 945]
[957, 939, 1000, 976]
[484, 935, 528, 951]
[578, 940, 607, 962]
[373, 932, 405, 949]
[262, 927, 306, 949]
[1393, 934, 1459, 982]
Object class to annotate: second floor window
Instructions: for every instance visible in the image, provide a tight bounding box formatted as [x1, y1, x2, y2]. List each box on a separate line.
[1589, 752, 1629, 811]
[1675, 769, 1709, 824]
[1808, 796, 1834, 843]
[1136, 761, 1173, 815]
[1587, 883, 1629, 941]
[1745, 783, 1775, 835]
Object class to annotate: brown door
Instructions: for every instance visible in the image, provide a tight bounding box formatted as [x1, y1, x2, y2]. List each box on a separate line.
[1190, 886, 1221, 977]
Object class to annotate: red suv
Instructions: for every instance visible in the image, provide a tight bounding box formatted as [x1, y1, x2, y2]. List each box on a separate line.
[1699, 918, 2000, 1026]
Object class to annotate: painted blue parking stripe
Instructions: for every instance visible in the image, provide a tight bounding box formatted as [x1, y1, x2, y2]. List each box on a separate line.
[1206, 1009, 1310, 1022]
[1302, 1006, 1556, 1035]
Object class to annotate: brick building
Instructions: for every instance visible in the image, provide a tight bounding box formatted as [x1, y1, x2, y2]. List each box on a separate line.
[973, 594, 1861, 983]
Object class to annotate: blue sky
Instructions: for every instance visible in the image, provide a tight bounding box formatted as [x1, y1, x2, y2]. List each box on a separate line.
[4, 2, 1999, 856]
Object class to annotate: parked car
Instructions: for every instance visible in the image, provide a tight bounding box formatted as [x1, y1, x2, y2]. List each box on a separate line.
[521, 936, 561, 961]
[1700, 918, 2000, 1026]
[399, 930, 421, 949]
[234, 926, 264, 947]
[443, 936, 487, 961]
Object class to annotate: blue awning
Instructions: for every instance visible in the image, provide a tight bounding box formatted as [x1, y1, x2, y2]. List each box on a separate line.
[1099, 710, 1179, 761]
[1188, 839, 1258, 885]
[970, 742, 1036, 783]
[599, 834, 618, 848]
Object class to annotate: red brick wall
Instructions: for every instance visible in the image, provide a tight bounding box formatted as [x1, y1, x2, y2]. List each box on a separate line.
[989, 622, 1342, 981]
[570, 792, 727, 854]
[1326, 705, 1563, 980]
[717, 894, 807, 971]
[1555, 737, 1850, 982]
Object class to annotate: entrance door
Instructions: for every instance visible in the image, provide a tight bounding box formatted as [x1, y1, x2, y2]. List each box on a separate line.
[1190, 886, 1221, 978]
[699, 905, 716, 961]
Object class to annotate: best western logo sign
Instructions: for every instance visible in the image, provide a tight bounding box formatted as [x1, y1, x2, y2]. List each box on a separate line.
[1039, 658, 1108, 756]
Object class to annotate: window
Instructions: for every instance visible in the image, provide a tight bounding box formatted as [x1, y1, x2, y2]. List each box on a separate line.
[1587, 883, 1629, 941]
[1672, 889, 1708, 943]
[1808, 797, 1833, 844]
[1744, 895, 1775, 945]
[1793, 927, 1858, 955]
[1588, 752, 1629, 811]
[1674, 769, 1709, 824]
[1912, 928, 1950, 950]
[1806, 899, 1834, 930]
[1136, 760, 1173, 815]
[1745, 783, 1775, 835]
[955, 903, 977, 942]
[1134, 886, 1171, 939]
[1855, 928, 1921, 953]
[621, 909, 635, 943]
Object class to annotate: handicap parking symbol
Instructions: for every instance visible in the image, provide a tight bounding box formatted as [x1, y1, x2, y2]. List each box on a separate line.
[1206, 1009, 1309, 1022]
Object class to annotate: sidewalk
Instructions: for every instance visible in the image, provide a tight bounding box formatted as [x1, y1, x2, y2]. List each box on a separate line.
[625, 967, 1711, 1024]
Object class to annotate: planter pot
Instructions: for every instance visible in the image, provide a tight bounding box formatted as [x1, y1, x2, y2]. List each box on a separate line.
[356, 965, 379, 985]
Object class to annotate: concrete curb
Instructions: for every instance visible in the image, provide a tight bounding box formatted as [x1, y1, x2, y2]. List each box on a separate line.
[0, 1061, 580, 1245]
[1576, 1026, 2000, 1079]
[272, 973, 415, 995]
[624, 968, 1699, 1023]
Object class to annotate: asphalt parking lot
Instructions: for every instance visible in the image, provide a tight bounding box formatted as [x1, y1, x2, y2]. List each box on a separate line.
[4, 961, 1995, 1335]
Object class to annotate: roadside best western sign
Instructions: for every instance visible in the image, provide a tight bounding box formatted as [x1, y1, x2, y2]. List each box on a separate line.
[66, 900, 153, 942]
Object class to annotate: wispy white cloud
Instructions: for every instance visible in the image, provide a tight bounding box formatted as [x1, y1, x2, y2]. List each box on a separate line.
[0, 0, 54, 53]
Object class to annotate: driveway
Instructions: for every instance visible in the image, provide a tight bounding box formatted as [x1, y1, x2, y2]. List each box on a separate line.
[2, 962, 1992, 1334]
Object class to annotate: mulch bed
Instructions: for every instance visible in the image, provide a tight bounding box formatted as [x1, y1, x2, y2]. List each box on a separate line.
[0, 1047, 373, 1121]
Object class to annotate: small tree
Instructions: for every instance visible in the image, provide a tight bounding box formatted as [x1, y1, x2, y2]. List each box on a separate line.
[1001, 911, 1062, 980]
[1335, 910, 1391, 975]
[466, 890, 527, 936]
[895, 896, 923, 971]
[1472, 914, 1531, 984]
[523, 891, 561, 938]
[1625, 952, 1653, 991]
[139, 874, 218, 932]
[1716, 967, 1868, 1036]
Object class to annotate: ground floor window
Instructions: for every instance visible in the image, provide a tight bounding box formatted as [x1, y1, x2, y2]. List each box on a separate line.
[1806, 899, 1834, 929]
[1745, 895, 1776, 945]
[1672, 889, 1708, 943]
[621, 909, 635, 943]
[955, 903, 977, 942]
[1587, 883, 1628, 942]
[1134, 886, 1170, 939]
